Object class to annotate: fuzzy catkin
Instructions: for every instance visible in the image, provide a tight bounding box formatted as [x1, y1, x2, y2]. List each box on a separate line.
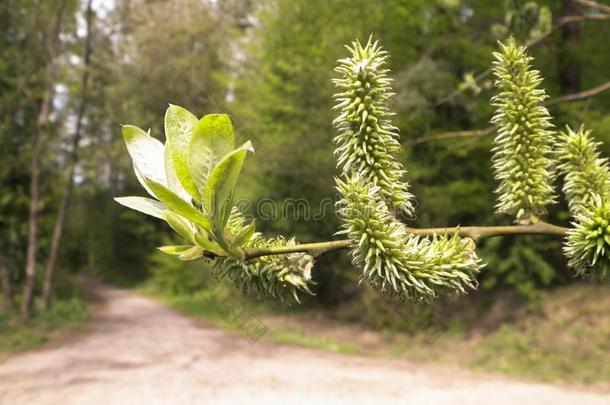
[557, 126, 610, 280]
[490, 38, 556, 223]
[336, 176, 483, 301]
[556, 125, 610, 216]
[564, 195, 610, 281]
[332, 37, 414, 216]
[213, 212, 315, 304]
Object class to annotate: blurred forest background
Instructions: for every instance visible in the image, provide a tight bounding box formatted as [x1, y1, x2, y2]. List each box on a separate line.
[1, 0, 610, 383]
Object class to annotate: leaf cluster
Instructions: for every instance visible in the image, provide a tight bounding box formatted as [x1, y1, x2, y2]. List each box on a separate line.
[116, 105, 315, 303]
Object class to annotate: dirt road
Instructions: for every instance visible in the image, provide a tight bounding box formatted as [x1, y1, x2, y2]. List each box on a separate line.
[0, 282, 608, 404]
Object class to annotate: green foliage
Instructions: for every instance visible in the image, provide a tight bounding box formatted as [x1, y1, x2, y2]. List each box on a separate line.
[113, 197, 167, 220]
[117, 106, 315, 303]
[332, 37, 414, 215]
[164, 105, 201, 200]
[143, 178, 212, 230]
[490, 38, 556, 223]
[491, 1, 552, 41]
[189, 114, 236, 193]
[480, 237, 557, 302]
[203, 141, 254, 243]
[117, 108, 250, 260]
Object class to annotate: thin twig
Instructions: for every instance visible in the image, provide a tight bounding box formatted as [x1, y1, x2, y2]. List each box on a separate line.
[546, 80, 610, 105]
[413, 79, 610, 145]
[242, 222, 569, 260]
[574, 0, 610, 14]
[433, 13, 610, 107]
[410, 127, 494, 146]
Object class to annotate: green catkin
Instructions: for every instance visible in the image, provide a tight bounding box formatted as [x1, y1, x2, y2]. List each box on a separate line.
[557, 126, 610, 280]
[490, 37, 556, 223]
[213, 211, 315, 304]
[556, 125, 610, 216]
[563, 195, 610, 281]
[332, 37, 414, 216]
[333, 37, 483, 300]
[336, 176, 483, 301]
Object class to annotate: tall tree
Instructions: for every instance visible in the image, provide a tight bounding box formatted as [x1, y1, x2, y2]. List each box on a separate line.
[21, 0, 71, 319]
[42, 0, 94, 310]
[0, 258, 13, 311]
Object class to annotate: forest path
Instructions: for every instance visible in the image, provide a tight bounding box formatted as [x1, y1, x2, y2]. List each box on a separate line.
[0, 281, 608, 405]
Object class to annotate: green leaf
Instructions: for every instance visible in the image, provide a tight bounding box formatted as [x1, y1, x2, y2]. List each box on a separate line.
[133, 163, 157, 199]
[164, 145, 191, 201]
[193, 231, 225, 256]
[179, 246, 204, 261]
[122, 125, 167, 189]
[187, 114, 235, 193]
[164, 105, 200, 200]
[157, 245, 194, 255]
[114, 197, 167, 220]
[144, 178, 212, 230]
[164, 212, 195, 243]
[203, 141, 254, 227]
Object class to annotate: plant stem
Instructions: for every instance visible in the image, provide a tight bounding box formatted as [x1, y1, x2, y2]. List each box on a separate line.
[404, 221, 568, 242]
[244, 240, 352, 260]
[242, 222, 569, 260]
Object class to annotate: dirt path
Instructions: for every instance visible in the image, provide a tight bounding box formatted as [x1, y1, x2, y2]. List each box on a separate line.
[0, 282, 608, 405]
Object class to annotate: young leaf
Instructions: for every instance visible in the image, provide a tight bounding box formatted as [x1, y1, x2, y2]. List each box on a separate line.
[114, 197, 167, 220]
[187, 114, 235, 192]
[203, 141, 254, 226]
[178, 246, 204, 261]
[164, 211, 195, 242]
[122, 125, 167, 187]
[133, 163, 157, 198]
[158, 245, 194, 255]
[194, 231, 225, 256]
[144, 177, 212, 230]
[164, 105, 200, 200]
[164, 145, 192, 202]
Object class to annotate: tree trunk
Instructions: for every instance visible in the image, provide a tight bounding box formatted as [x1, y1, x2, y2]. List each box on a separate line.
[42, 0, 94, 311]
[20, 83, 51, 320]
[560, 0, 582, 93]
[21, 0, 67, 320]
[0, 257, 13, 311]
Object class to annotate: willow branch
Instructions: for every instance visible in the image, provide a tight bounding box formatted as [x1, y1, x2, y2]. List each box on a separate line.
[414, 79, 610, 145]
[546, 80, 610, 105]
[404, 222, 568, 242]
[242, 222, 569, 260]
[243, 240, 352, 260]
[410, 127, 494, 146]
[433, 13, 610, 107]
[574, 0, 610, 14]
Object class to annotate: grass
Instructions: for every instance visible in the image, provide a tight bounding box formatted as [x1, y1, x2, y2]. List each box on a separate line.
[468, 285, 610, 384]
[139, 279, 360, 355]
[269, 330, 361, 354]
[142, 276, 610, 387]
[0, 287, 90, 358]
